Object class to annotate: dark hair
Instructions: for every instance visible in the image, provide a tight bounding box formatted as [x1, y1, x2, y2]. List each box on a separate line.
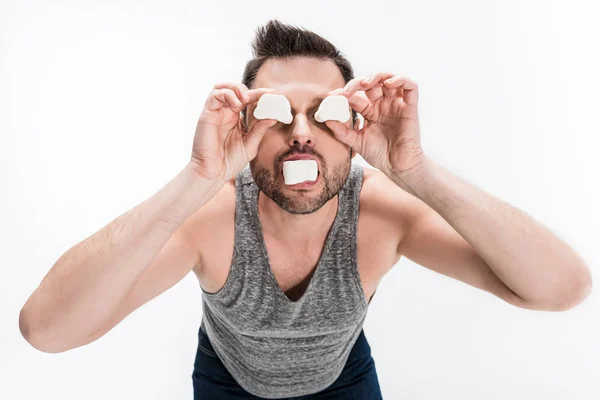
[241, 19, 358, 127]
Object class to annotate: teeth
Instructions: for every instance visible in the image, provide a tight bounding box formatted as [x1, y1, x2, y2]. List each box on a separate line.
[282, 159, 318, 185]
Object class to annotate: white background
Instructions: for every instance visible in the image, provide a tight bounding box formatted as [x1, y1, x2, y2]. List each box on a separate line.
[2, 0, 599, 399]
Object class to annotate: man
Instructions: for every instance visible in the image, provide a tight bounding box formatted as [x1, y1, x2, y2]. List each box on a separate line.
[20, 20, 592, 399]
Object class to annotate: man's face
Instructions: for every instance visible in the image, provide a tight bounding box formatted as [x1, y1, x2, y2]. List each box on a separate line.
[246, 57, 354, 215]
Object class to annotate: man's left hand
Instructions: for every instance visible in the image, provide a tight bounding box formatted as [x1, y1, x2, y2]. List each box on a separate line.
[326, 73, 425, 176]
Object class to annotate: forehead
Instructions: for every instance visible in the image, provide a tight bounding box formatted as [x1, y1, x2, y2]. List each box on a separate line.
[253, 57, 346, 100]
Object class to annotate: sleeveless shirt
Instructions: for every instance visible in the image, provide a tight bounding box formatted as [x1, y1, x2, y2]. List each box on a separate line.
[199, 163, 373, 398]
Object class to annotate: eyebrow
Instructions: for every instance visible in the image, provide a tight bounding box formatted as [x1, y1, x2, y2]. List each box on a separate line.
[290, 97, 325, 111]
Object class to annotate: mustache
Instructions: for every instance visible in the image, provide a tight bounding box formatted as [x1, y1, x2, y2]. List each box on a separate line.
[279, 149, 320, 163]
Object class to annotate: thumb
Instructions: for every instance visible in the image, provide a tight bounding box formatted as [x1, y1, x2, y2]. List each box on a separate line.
[325, 120, 357, 148]
[243, 118, 278, 154]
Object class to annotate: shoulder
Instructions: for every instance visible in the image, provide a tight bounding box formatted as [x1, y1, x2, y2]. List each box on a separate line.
[360, 166, 402, 211]
[185, 176, 237, 271]
[360, 166, 413, 248]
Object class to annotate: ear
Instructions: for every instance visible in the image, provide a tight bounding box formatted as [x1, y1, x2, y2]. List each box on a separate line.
[350, 118, 357, 158]
[240, 111, 247, 132]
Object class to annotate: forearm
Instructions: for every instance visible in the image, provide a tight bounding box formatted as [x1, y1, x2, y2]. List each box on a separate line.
[20, 163, 225, 345]
[389, 154, 592, 309]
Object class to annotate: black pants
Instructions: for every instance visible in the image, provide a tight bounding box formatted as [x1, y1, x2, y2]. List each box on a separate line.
[192, 326, 383, 399]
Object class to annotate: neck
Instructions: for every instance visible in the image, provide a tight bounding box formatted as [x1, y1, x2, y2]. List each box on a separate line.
[258, 191, 338, 246]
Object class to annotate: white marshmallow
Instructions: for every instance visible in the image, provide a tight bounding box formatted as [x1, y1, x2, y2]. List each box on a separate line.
[282, 159, 318, 185]
[253, 94, 293, 124]
[315, 95, 351, 123]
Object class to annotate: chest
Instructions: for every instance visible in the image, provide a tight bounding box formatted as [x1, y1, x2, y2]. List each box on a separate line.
[194, 196, 403, 304]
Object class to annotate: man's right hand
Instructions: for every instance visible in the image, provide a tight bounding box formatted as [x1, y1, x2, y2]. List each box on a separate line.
[190, 83, 278, 182]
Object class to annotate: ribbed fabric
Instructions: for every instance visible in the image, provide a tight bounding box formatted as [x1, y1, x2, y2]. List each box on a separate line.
[200, 163, 372, 398]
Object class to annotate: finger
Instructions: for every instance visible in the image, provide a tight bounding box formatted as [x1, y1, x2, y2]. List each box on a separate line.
[342, 78, 365, 96]
[383, 76, 419, 105]
[342, 76, 383, 103]
[361, 72, 396, 101]
[325, 119, 361, 151]
[361, 72, 396, 89]
[220, 89, 244, 112]
[363, 84, 384, 102]
[381, 84, 400, 98]
[243, 118, 278, 150]
[243, 87, 278, 105]
[243, 88, 280, 119]
[330, 89, 372, 119]
[246, 117, 278, 135]
[328, 88, 345, 96]
[213, 82, 250, 103]
[206, 88, 244, 112]
[379, 75, 404, 97]
[345, 90, 371, 116]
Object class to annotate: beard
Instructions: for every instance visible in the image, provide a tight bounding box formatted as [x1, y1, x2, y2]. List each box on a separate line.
[249, 151, 352, 215]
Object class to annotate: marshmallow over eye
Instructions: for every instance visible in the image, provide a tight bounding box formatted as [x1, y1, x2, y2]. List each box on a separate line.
[253, 94, 293, 124]
[315, 95, 351, 123]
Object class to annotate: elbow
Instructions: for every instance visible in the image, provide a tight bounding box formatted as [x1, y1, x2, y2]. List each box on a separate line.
[531, 270, 593, 312]
[19, 307, 46, 352]
[511, 266, 593, 312]
[19, 307, 69, 354]
[554, 274, 593, 311]
[559, 264, 593, 310]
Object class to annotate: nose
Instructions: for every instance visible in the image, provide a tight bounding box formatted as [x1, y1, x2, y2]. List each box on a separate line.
[287, 114, 315, 148]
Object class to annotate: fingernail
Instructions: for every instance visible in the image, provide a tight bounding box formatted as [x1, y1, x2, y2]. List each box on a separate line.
[364, 76, 372, 83]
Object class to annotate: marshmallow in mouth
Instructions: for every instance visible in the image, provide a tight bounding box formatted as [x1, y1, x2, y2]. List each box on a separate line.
[282, 159, 319, 185]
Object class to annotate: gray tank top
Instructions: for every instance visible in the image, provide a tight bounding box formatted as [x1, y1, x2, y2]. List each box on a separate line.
[200, 163, 374, 398]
